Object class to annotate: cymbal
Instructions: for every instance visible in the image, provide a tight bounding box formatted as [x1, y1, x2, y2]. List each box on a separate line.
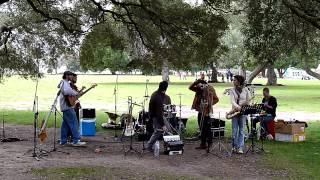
[143, 95, 150, 98]
[176, 93, 185, 96]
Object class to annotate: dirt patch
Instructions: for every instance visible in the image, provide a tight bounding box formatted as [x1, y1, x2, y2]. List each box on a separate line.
[0, 124, 289, 180]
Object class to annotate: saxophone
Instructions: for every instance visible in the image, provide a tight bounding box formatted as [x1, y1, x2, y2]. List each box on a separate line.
[225, 109, 241, 119]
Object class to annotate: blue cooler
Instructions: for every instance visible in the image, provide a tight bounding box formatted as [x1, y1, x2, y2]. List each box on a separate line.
[80, 118, 96, 136]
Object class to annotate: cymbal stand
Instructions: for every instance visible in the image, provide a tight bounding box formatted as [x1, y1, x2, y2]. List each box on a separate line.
[208, 112, 231, 157]
[177, 93, 184, 134]
[113, 75, 119, 139]
[124, 96, 142, 156]
[141, 79, 149, 150]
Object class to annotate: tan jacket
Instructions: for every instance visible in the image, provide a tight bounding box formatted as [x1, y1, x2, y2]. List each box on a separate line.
[189, 82, 219, 116]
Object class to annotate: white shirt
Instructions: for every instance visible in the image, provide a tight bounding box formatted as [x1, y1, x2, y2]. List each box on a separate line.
[230, 87, 251, 110]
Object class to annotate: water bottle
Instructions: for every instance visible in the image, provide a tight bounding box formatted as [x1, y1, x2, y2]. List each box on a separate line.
[153, 141, 160, 157]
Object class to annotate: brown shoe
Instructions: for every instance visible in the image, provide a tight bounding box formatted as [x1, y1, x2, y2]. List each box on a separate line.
[195, 144, 207, 150]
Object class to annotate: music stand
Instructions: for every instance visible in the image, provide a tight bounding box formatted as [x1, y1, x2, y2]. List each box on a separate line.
[242, 104, 264, 155]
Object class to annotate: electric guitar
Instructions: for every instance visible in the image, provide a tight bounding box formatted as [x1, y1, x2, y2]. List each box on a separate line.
[66, 83, 97, 107]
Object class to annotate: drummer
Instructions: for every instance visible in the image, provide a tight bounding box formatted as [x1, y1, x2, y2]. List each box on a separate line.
[146, 81, 171, 152]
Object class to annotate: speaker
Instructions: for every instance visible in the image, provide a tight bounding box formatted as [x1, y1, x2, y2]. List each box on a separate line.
[80, 108, 96, 119]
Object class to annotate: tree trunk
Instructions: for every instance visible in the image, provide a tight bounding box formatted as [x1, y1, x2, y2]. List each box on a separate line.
[239, 61, 246, 80]
[266, 63, 277, 85]
[161, 58, 169, 81]
[305, 67, 320, 80]
[277, 69, 285, 78]
[303, 56, 320, 80]
[210, 61, 218, 83]
[247, 61, 268, 84]
[261, 68, 266, 78]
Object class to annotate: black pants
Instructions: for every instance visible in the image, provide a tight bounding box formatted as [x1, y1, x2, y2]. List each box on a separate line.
[198, 113, 213, 146]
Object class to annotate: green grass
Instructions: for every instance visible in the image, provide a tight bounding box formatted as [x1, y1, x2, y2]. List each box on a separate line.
[2, 75, 320, 179]
[0, 75, 319, 113]
[262, 121, 320, 179]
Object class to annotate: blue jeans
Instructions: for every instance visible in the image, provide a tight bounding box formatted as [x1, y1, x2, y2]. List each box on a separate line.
[61, 109, 80, 144]
[261, 115, 274, 134]
[232, 115, 246, 150]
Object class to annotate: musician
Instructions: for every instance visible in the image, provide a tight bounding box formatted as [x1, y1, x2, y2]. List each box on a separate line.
[189, 73, 208, 129]
[252, 88, 277, 139]
[146, 81, 171, 152]
[70, 73, 85, 122]
[230, 75, 251, 154]
[189, 74, 219, 150]
[58, 71, 86, 146]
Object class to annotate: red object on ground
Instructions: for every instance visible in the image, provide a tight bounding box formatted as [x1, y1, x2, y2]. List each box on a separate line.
[267, 120, 275, 139]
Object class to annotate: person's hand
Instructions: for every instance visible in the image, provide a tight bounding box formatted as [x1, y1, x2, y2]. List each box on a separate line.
[236, 106, 241, 111]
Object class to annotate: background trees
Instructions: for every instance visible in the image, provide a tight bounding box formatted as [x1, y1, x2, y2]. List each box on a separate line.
[0, 0, 319, 83]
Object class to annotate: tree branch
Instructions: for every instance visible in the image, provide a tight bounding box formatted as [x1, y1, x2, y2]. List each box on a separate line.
[26, 0, 82, 34]
[283, 0, 320, 29]
[0, 0, 9, 6]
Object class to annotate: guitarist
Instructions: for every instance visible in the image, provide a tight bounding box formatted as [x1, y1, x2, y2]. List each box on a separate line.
[59, 71, 86, 147]
[70, 73, 85, 122]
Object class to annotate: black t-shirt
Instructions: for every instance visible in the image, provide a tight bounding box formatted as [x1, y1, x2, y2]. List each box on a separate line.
[148, 90, 171, 127]
[262, 96, 277, 117]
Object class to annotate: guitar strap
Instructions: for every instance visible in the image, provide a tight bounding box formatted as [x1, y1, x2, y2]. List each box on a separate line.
[235, 88, 241, 105]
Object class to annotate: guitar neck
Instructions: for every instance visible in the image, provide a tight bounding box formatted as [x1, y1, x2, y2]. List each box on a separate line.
[77, 85, 96, 98]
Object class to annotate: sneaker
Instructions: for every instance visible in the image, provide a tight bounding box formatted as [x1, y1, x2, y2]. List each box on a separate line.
[238, 149, 244, 154]
[231, 147, 237, 153]
[71, 141, 87, 147]
[266, 134, 274, 140]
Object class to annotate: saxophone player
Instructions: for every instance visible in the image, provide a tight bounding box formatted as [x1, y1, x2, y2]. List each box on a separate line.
[229, 75, 251, 154]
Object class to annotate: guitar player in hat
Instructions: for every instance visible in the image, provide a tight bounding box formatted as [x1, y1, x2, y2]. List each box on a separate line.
[58, 71, 86, 147]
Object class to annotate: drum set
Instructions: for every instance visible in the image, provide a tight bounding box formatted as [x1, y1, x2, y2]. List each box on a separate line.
[103, 78, 188, 146]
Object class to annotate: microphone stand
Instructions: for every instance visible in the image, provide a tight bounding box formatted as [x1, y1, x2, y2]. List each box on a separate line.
[113, 75, 119, 139]
[32, 78, 39, 158]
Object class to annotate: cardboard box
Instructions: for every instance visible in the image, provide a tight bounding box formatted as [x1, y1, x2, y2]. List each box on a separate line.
[275, 122, 305, 134]
[275, 133, 306, 142]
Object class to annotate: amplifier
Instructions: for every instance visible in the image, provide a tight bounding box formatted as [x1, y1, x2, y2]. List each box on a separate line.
[163, 135, 184, 155]
[81, 108, 96, 119]
[210, 118, 225, 128]
[211, 118, 225, 138]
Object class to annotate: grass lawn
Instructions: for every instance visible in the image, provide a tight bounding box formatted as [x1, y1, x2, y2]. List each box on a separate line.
[0, 75, 319, 113]
[1, 75, 320, 179]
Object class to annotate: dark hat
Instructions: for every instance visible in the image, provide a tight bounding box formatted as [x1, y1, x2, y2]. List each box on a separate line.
[158, 81, 169, 92]
[62, 71, 74, 79]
